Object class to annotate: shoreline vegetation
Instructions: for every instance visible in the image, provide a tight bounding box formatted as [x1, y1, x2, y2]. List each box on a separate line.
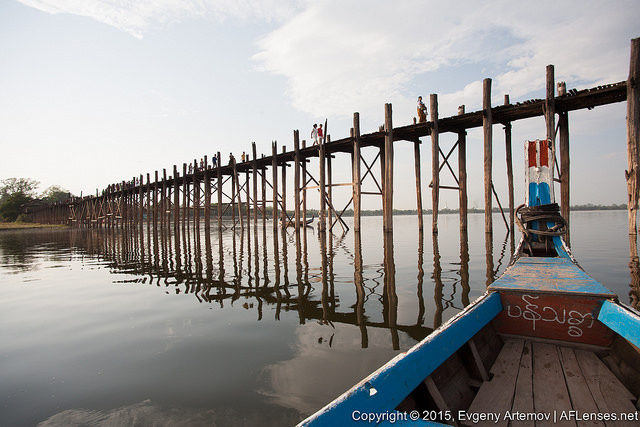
[0, 222, 68, 231]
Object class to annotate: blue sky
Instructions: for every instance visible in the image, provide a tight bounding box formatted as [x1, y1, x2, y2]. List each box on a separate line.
[1, 0, 639, 210]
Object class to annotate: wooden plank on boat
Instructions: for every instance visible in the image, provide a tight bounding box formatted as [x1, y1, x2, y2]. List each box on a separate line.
[575, 349, 637, 423]
[467, 339, 524, 427]
[429, 352, 475, 413]
[532, 342, 576, 427]
[558, 347, 604, 427]
[511, 340, 534, 427]
[489, 257, 615, 297]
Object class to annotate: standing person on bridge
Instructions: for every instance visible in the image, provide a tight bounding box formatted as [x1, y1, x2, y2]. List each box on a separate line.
[241, 152, 246, 162]
[229, 153, 235, 165]
[317, 124, 324, 143]
[212, 154, 217, 168]
[311, 124, 318, 145]
[417, 96, 427, 123]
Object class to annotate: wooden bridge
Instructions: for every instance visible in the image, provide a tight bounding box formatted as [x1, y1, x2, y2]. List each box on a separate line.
[31, 38, 640, 245]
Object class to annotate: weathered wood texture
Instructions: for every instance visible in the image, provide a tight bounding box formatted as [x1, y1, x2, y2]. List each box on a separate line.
[430, 94, 439, 234]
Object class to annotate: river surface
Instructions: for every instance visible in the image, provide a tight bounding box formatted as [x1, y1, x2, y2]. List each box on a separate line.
[0, 211, 637, 426]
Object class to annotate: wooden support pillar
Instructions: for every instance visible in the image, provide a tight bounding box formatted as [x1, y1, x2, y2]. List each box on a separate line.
[204, 162, 211, 231]
[193, 159, 199, 232]
[146, 173, 151, 231]
[281, 145, 287, 228]
[430, 94, 439, 234]
[272, 143, 279, 233]
[302, 140, 307, 227]
[182, 164, 187, 226]
[353, 112, 362, 232]
[217, 151, 223, 229]
[161, 169, 167, 229]
[504, 95, 514, 235]
[139, 174, 144, 226]
[414, 138, 423, 231]
[173, 166, 180, 233]
[458, 105, 468, 232]
[154, 170, 159, 229]
[319, 136, 327, 232]
[233, 158, 243, 230]
[252, 142, 258, 230]
[261, 164, 267, 230]
[294, 131, 301, 229]
[327, 137, 333, 230]
[483, 78, 493, 235]
[546, 65, 556, 179]
[383, 103, 394, 232]
[245, 169, 250, 234]
[559, 110, 570, 246]
[627, 38, 640, 235]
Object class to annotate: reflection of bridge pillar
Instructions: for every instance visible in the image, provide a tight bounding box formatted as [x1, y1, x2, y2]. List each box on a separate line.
[432, 232, 443, 329]
[383, 231, 399, 350]
[354, 232, 368, 348]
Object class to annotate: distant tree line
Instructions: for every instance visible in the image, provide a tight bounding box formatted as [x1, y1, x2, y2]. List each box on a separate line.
[0, 178, 72, 222]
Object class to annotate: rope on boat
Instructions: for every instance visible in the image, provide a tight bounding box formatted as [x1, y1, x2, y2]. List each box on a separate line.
[515, 203, 566, 238]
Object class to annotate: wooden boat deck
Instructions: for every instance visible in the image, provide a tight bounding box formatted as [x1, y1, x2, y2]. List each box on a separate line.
[467, 339, 637, 427]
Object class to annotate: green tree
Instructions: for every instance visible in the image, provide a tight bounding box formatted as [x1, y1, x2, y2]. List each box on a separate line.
[0, 178, 39, 222]
[41, 185, 71, 203]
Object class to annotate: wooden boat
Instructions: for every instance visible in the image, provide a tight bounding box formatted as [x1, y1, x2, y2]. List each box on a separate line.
[281, 215, 315, 227]
[299, 140, 640, 426]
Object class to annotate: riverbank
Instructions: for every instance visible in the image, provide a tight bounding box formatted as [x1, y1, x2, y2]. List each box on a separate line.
[0, 222, 68, 231]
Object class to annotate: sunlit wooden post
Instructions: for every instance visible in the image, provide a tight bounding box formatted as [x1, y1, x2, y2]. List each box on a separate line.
[383, 103, 394, 232]
[430, 94, 439, 234]
[483, 79, 493, 236]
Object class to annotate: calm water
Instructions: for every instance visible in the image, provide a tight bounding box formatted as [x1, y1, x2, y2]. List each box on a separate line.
[0, 211, 636, 426]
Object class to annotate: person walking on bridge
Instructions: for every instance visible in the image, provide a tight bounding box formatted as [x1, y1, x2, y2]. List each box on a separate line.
[311, 124, 318, 145]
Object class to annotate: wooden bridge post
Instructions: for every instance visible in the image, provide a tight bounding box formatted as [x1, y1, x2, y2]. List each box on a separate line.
[217, 151, 223, 229]
[302, 140, 307, 227]
[272, 143, 279, 234]
[245, 168, 250, 236]
[483, 79, 493, 236]
[193, 159, 200, 232]
[458, 105, 468, 232]
[414, 137, 423, 232]
[294, 131, 301, 229]
[353, 112, 362, 232]
[232, 157, 239, 229]
[173, 166, 180, 234]
[252, 142, 258, 230]
[261, 163, 267, 230]
[162, 169, 167, 230]
[319, 135, 327, 232]
[204, 160, 211, 231]
[327, 136, 333, 230]
[546, 65, 556, 178]
[281, 145, 287, 229]
[139, 174, 144, 226]
[153, 171, 159, 229]
[430, 94, 439, 234]
[182, 164, 187, 227]
[559, 109, 570, 246]
[146, 173, 151, 231]
[628, 38, 640, 235]
[504, 95, 514, 235]
[383, 103, 394, 232]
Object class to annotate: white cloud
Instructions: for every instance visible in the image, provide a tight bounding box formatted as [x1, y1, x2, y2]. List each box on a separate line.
[18, 0, 307, 38]
[254, 0, 639, 120]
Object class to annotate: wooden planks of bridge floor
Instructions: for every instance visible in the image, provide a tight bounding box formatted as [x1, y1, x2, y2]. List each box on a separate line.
[466, 339, 637, 427]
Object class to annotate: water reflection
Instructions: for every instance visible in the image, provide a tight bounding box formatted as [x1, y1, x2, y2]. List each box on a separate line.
[629, 235, 640, 310]
[1, 213, 634, 425]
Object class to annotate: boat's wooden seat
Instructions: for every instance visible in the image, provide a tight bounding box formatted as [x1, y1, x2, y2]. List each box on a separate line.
[466, 339, 637, 427]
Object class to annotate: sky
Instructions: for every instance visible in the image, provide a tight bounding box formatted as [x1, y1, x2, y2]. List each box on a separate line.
[1, 0, 639, 211]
